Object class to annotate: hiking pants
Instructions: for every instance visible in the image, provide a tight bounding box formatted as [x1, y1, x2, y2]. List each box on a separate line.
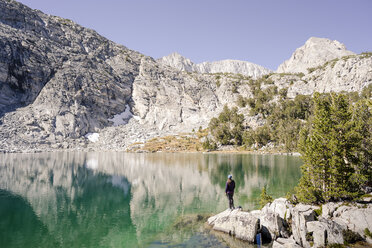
[227, 193, 234, 209]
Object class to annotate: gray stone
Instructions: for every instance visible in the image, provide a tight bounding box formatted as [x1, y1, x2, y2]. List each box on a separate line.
[158, 52, 272, 79]
[321, 202, 342, 218]
[267, 197, 293, 220]
[208, 209, 259, 242]
[291, 204, 319, 248]
[333, 204, 372, 242]
[277, 37, 355, 73]
[307, 218, 345, 248]
[273, 237, 302, 248]
[257, 198, 293, 241]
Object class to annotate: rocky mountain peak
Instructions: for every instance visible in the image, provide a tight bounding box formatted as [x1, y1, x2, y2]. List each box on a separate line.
[195, 59, 272, 79]
[158, 53, 272, 79]
[157, 52, 195, 72]
[277, 37, 355, 73]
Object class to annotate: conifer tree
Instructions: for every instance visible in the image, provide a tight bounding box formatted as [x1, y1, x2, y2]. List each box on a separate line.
[296, 93, 365, 203]
[351, 99, 372, 188]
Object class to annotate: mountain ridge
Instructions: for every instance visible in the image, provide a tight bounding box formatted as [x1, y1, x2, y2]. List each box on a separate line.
[0, 0, 370, 153]
[157, 52, 272, 79]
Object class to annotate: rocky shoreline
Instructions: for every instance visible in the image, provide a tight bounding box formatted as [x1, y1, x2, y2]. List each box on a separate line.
[207, 197, 372, 247]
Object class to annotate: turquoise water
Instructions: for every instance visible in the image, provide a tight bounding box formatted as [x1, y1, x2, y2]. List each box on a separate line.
[0, 152, 302, 247]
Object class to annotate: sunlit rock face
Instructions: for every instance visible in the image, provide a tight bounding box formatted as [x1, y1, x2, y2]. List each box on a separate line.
[0, 0, 257, 152]
[277, 37, 355, 73]
[158, 52, 272, 79]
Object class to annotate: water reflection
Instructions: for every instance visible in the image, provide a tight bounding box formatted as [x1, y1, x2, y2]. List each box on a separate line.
[0, 152, 302, 247]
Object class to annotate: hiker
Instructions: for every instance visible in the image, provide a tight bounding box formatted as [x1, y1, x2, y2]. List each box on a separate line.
[225, 174, 235, 209]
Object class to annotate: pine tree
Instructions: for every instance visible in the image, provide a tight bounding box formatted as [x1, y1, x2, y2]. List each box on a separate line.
[209, 105, 244, 146]
[296, 93, 365, 203]
[350, 99, 372, 188]
[260, 186, 273, 208]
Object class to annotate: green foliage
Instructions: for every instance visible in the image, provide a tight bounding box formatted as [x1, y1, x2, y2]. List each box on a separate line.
[296, 72, 305, 78]
[360, 51, 372, 59]
[342, 229, 363, 244]
[208, 105, 244, 146]
[295, 93, 370, 204]
[247, 84, 277, 117]
[314, 207, 322, 217]
[202, 138, 217, 150]
[351, 99, 372, 188]
[236, 95, 247, 107]
[260, 186, 273, 209]
[243, 125, 272, 148]
[364, 228, 372, 239]
[326, 244, 345, 248]
[279, 87, 288, 100]
[361, 83, 372, 99]
[307, 67, 318, 73]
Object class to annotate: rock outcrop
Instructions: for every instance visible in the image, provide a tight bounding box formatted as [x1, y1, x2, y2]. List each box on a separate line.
[207, 208, 259, 242]
[156, 52, 195, 72]
[207, 197, 372, 247]
[158, 52, 272, 79]
[277, 37, 355, 73]
[273, 237, 302, 248]
[270, 52, 372, 98]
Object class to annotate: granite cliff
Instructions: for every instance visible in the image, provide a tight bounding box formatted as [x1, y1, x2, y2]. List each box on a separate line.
[277, 37, 355, 73]
[157, 52, 272, 79]
[0, 0, 371, 153]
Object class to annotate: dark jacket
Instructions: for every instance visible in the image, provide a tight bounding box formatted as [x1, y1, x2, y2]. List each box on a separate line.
[225, 179, 235, 195]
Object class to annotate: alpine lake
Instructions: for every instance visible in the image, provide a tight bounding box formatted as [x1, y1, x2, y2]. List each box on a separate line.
[0, 152, 302, 248]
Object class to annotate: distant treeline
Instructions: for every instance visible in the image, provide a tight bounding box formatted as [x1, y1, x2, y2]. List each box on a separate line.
[203, 83, 371, 153]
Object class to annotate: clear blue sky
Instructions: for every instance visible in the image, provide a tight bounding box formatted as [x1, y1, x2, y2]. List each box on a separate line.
[18, 0, 372, 70]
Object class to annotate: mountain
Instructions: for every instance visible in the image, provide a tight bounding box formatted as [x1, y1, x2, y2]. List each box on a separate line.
[0, 0, 370, 153]
[0, 0, 246, 152]
[157, 52, 195, 72]
[277, 37, 355, 73]
[158, 53, 272, 79]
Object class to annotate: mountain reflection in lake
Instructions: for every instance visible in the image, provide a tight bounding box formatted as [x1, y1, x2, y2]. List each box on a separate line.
[0, 152, 302, 248]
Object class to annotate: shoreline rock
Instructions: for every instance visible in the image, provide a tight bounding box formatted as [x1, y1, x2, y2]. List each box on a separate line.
[207, 208, 259, 243]
[207, 197, 372, 247]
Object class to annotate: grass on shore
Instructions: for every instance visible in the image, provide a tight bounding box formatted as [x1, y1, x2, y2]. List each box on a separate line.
[127, 130, 208, 152]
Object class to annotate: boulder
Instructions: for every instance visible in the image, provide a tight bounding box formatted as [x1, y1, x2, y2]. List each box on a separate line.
[208, 209, 259, 242]
[266, 198, 293, 220]
[260, 198, 293, 240]
[259, 207, 290, 241]
[273, 237, 302, 248]
[333, 203, 372, 243]
[259, 210, 281, 241]
[321, 202, 342, 218]
[306, 218, 345, 248]
[291, 204, 319, 248]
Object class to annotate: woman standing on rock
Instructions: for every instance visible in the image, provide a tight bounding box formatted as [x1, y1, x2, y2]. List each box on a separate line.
[225, 174, 235, 209]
